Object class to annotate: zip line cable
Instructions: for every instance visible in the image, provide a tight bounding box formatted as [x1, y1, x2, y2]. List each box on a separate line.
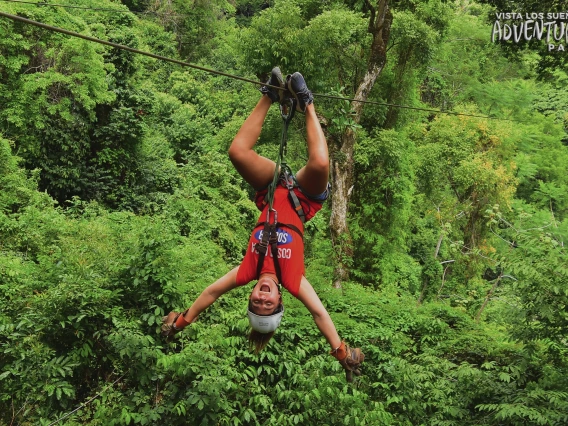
[310, 92, 506, 119]
[0, 10, 513, 122]
[0, 11, 269, 87]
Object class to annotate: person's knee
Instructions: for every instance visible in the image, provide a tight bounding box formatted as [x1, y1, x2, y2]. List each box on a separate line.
[308, 155, 330, 174]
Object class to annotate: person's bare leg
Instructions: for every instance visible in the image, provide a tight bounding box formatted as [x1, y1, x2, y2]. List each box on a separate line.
[295, 104, 329, 195]
[228, 95, 276, 190]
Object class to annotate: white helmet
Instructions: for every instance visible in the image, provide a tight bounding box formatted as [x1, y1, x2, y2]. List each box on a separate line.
[247, 304, 284, 333]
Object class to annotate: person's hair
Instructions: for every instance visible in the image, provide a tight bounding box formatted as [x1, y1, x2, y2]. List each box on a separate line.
[248, 329, 275, 354]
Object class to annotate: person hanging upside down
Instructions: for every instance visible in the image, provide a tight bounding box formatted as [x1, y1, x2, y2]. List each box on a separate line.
[161, 68, 364, 381]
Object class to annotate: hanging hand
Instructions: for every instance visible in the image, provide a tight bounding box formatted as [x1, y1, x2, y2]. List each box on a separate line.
[331, 341, 365, 383]
[161, 311, 186, 342]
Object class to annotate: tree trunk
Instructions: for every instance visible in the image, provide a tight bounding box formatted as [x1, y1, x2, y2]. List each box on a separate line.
[330, 0, 392, 288]
[330, 130, 355, 288]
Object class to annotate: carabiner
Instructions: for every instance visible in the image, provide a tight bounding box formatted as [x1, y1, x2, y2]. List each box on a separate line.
[266, 207, 278, 225]
[279, 97, 297, 125]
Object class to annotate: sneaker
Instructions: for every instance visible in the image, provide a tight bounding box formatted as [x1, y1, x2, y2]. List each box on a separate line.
[286, 72, 313, 112]
[259, 67, 285, 103]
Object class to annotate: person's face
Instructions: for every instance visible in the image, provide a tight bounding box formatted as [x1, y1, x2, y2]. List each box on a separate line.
[249, 276, 281, 316]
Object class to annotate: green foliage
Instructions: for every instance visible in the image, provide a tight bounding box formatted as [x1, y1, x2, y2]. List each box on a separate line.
[351, 128, 418, 289]
[1, 0, 568, 424]
[240, 1, 368, 94]
[149, 0, 236, 60]
[0, 136, 48, 213]
[514, 86, 568, 220]
[164, 151, 258, 262]
[401, 112, 518, 308]
[420, 4, 531, 112]
[0, 2, 159, 209]
[496, 227, 568, 346]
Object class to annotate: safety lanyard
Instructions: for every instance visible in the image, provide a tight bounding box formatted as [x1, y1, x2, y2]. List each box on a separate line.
[255, 99, 297, 283]
[265, 98, 296, 213]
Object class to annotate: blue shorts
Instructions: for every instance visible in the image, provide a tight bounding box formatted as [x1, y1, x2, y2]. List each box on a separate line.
[258, 172, 330, 203]
[298, 181, 331, 202]
[288, 174, 330, 203]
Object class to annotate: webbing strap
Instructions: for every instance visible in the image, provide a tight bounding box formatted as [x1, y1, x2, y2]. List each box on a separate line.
[254, 221, 303, 284]
[254, 221, 284, 284]
[270, 231, 282, 284]
[288, 188, 306, 224]
[255, 221, 273, 280]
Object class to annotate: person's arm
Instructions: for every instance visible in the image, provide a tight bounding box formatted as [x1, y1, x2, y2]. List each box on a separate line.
[295, 276, 341, 349]
[296, 276, 365, 382]
[181, 267, 241, 323]
[162, 267, 241, 335]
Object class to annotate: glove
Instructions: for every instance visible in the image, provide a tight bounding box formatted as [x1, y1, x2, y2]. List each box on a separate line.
[161, 311, 187, 342]
[340, 345, 365, 382]
[331, 341, 365, 383]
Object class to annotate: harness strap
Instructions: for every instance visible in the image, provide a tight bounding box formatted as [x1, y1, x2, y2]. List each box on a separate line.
[255, 221, 274, 279]
[258, 176, 307, 223]
[270, 228, 282, 284]
[254, 220, 303, 284]
[288, 189, 306, 224]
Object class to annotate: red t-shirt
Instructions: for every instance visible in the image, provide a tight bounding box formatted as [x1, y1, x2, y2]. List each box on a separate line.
[236, 184, 324, 297]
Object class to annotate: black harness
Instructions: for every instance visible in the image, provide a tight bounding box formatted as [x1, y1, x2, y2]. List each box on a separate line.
[254, 214, 304, 284]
